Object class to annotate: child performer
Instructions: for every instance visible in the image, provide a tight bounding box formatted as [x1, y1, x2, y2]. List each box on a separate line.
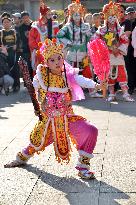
[4, 39, 105, 179]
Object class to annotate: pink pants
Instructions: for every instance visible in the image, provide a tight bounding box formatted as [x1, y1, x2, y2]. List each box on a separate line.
[22, 119, 98, 161]
[69, 119, 98, 154]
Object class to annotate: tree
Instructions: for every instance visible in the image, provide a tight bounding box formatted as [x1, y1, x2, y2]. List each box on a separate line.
[0, 0, 7, 5]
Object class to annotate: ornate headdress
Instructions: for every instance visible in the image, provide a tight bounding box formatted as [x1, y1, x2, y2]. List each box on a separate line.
[68, 0, 86, 18]
[103, 1, 121, 20]
[40, 0, 50, 16]
[37, 39, 64, 62]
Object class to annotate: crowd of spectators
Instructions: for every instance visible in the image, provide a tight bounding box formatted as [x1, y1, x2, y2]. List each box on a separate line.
[0, 4, 136, 96]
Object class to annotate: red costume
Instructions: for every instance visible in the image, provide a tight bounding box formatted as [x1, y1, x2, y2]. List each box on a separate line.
[29, 0, 59, 71]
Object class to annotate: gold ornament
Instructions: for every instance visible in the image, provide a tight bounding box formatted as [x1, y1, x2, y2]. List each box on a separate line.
[37, 38, 64, 62]
[103, 1, 121, 20]
[68, 0, 86, 18]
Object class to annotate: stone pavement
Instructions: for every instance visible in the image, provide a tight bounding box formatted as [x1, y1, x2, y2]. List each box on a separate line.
[0, 84, 136, 205]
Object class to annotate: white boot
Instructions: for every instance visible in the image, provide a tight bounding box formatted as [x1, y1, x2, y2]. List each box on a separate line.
[107, 94, 116, 102]
[76, 155, 95, 179]
[89, 91, 103, 98]
[123, 93, 135, 102]
[78, 169, 95, 179]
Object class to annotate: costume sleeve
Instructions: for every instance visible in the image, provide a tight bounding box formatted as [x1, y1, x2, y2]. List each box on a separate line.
[118, 33, 129, 56]
[132, 27, 136, 57]
[29, 28, 40, 51]
[33, 74, 40, 90]
[0, 31, 2, 46]
[33, 73, 46, 103]
[57, 25, 72, 47]
[74, 74, 96, 88]
[132, 27, 136, 49]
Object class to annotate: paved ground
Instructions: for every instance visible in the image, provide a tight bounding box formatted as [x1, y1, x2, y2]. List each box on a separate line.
[0, 84, 136, 205]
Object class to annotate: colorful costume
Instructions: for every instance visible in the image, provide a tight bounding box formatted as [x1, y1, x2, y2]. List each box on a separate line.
[57, 0, 102, 98]
[57, 0, 91, 73]
[14, 39, 98, 179]
[29, 0, 59, 71]
[96, 2, 134, 102]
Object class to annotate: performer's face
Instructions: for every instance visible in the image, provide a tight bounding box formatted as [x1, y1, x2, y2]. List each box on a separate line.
[107, 15, 117, 25]
[73, 12, 81, 23]
[47, 54, 64, 74]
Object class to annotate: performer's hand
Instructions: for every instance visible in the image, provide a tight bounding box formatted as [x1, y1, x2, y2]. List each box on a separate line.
[13, 45, 17, 51]
[95, 81, 107, 91]
[35, 110, 43, 121]
[100, 80, 108, 98]
[34, 110, 40, 116]
[100, 81, 107, 91]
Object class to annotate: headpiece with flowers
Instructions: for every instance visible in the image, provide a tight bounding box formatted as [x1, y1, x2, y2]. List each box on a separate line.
[68, 0, 86, 18]
[37, 38, 64, 62]
[103, 1, 121, 20]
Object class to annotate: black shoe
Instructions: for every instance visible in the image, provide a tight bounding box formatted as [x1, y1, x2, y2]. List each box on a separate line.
[0, 86, 2, 93]
[5, 88, 9, 96]
[128, 89, 134, 95]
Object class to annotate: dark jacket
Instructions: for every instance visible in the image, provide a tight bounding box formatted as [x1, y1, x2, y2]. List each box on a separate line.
[0, 52, 10, 78]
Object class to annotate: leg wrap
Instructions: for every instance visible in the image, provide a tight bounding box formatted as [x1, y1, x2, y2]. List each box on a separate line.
[75, 151, 94, 171]
[75, 152, 95, 179]
[16, 145, 36, 164]
[119, 82, 128, 92]
[108, 85, 115, 95]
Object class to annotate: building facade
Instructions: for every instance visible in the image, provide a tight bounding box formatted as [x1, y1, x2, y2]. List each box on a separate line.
[0, 0, 135, 20]
[0, 0, 71, 20]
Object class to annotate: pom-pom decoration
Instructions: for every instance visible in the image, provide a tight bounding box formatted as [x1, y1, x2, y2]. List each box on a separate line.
[88, 39, 110, 97]
[88, 39, 110, 81]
